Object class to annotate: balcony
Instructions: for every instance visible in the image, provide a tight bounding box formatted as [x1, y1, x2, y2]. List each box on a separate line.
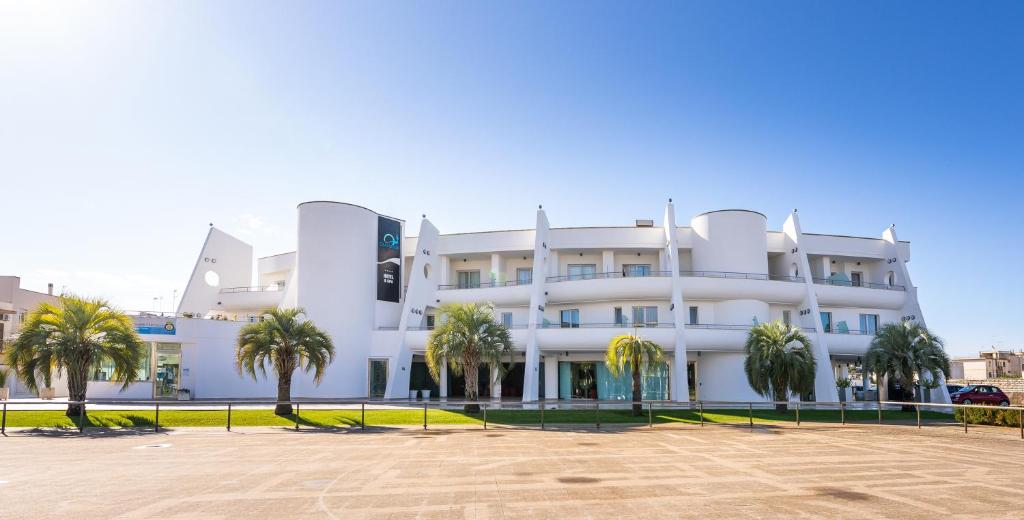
[535, 322, 676, 350]
[812, 278, 906, 309]
[435, 279, 531, 306]
[402, 326, 529, 351]
[683, 323, 816, 351]
[545, 271, 673, 302]
[823, 329, 874, 355]
[217, 285, 286, 311]
[680, 271, 806, 303]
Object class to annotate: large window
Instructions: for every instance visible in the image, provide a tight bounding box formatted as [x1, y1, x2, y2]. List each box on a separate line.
[820, 312, 833, 333]
[516, 267, 533, 285]
[623, 264, 651, 277]
[91, 343, 152, 382]
[501, 312, 513, 328]
[368, 359, 388, 399]
[851, 272, 863, 287]
[782, 310, 791, 326]
[688, 306, 699, 325]
[859, 314, 879, 334]
[567, 264, 597, 280]
[632, 306, 658, 327]
[457, 270, 480, 289]
[560, 309, 580, 328]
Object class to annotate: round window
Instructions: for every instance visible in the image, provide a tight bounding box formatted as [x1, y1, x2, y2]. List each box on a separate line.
[204, 270, 220, 287]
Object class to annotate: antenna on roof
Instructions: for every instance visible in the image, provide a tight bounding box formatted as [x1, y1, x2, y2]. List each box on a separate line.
[539, 204, 543, 209]
[669, 198, 672, 203]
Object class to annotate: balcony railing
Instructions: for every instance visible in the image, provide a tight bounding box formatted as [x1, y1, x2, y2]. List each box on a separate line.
[812, 278, 905, 291]
[823, 328, 877, 335]
[219, 285, 285, 294]
[538, 322, 675, 329]
[545, 270, 673, 283]
[686, 323, 817, 333]
[680, 271, 804, 283]
[437, 280, 532, 290]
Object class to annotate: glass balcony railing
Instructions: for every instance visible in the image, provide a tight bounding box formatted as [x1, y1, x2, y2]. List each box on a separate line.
[219, 285, 285, 294]
[437, 279, 532, 290]
[538, 321, 675, 329]
[545, 270, 673, 283]
[679, 271, 804, 282]
[812, 278, 905, 291]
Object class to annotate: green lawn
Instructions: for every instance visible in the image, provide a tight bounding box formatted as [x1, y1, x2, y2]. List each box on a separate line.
[0, 407, 952, 429]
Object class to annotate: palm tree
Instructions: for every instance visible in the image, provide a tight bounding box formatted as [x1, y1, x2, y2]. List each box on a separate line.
[864, 320, 949, 410]
[425, 303, 513, 413]
[6, 296, 146, 416]
[236, 307, 335, 415]
[743, 321, 816, 412]
[605, 333, 665, 415]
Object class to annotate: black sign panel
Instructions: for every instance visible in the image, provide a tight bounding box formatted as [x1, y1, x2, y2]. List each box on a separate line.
[377, 216, 402, 302]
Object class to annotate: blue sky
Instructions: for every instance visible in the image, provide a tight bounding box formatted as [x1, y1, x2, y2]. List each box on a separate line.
[1, 1, 1021, 355]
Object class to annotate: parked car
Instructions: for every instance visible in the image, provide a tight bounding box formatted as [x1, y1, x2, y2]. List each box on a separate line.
[949, 385, 1010, 406]
[946, 384, 963, 394]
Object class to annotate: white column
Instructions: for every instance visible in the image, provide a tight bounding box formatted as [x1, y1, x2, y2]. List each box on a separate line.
[439, 255, 451, 286]
[490, 253, 503, 285]
[602, 250, 615, 274]
[664, 201, 690, 402]
[544, 355, 559, 400]
[820, 256, 831, 279]
[439, 359, 448, 399]
[491, 363, 502, 401]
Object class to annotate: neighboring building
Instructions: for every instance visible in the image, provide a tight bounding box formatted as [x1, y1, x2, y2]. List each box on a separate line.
[951, 348, 1023, 380]
[55, 201, 951, 404]
[0, 276, 60, 397]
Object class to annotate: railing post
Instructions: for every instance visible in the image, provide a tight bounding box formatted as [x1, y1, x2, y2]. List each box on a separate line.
[916, 404, 921, 429]
[227, 403, 232, 432]
[595, 402, 600, 430]
[423, 402, 427, 430]
[1019, 409, 1022, 440]
[541, 403, 545, 430]
[748, 403, 753, 431]
[796, 402, 800, 427]
[841, 401, 846, 425]
[2, 401, 6, 434]
[877, 402, 882, 424]
[963, 405, 968, 434]
[361, 402, 365, 430]
[648, 402, 652, 428]
[155, 402, 160, 433]
[79, 401, 85, 433]
[699, 401, 704, 427]
[295, 403, 300, 431]
[483, 404, 487, 430]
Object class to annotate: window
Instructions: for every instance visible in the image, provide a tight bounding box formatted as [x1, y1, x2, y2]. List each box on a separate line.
[614, 307, 624, 325]
[92, 343, 152, 382]
[426, 315, 435, 330]
[516, 267, 533, 285]
[851, 272, 863, 287]
[782, 310, 791, 326]
[567, 264, 597, 280]
[368, 359, 388, 399]
[632, 306, 658, 327]
[457, 270, 480, 289]
[623, 264, 651, 277]
[501, 312, 513, 328]
[688, 306, 699, 325]
[820, 312, 833, 333]
[560, 309, 580, 328]
[859, 314, 879, 334]
[887, 271, 896, 286]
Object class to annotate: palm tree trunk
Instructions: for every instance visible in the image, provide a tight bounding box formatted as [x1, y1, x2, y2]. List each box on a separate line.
[631, 365, 643, 416]
[66, 362, 89, 418]
[774, 389, 788, 413]
[275, 376, 293, 415]
[464, 360, 480, 413]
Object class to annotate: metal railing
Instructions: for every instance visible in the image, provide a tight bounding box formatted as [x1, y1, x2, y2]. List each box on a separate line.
[538, 322, 675, 329]
[219, 285, 284, 294]
[437, 280, 532, 290]
[680, 271, 804, 283]
[545, 271, 673, 283]
[812, 278, 906, 291]
[3, 398, 1020, 439]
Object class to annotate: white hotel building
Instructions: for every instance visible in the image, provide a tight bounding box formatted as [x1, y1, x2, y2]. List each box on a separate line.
[70, 200, 949, 405]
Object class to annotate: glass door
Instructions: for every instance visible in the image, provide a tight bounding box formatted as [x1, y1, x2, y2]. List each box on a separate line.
[153, 343, 181, 399]
[368, 359, 388, 399]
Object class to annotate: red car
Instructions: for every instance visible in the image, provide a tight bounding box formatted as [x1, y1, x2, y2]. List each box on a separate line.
[950, 385, 1010, 406]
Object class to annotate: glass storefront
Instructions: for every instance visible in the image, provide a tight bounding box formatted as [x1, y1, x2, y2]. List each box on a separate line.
[557, 360, 670, 400]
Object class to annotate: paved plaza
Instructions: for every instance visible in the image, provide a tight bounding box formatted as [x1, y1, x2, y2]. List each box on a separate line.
[1, 423, 1022, 519]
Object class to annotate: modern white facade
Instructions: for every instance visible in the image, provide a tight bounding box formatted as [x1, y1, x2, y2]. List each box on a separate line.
[87, 201, 949, 405]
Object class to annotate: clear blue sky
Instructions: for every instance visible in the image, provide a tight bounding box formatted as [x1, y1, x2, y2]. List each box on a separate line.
[1, 1, 1021, 356]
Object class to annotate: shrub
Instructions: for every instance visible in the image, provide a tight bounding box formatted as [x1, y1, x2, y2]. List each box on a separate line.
[954, 405, 1023, 427]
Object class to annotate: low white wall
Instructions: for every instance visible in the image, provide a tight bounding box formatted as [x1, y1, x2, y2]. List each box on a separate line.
[694, 352, 765, 402]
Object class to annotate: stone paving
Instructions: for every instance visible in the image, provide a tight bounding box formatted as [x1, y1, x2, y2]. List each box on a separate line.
[1, 422, 1022, 519]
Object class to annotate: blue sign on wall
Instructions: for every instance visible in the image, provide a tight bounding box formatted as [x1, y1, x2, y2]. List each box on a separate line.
[135, 318, 177, 335]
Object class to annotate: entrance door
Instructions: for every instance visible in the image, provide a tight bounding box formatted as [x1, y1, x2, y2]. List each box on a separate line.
[571, 362, 597, 399]
[154, 343, 181, 399]
[687, 361, 697, 401]
[368, 359, 388, 399]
